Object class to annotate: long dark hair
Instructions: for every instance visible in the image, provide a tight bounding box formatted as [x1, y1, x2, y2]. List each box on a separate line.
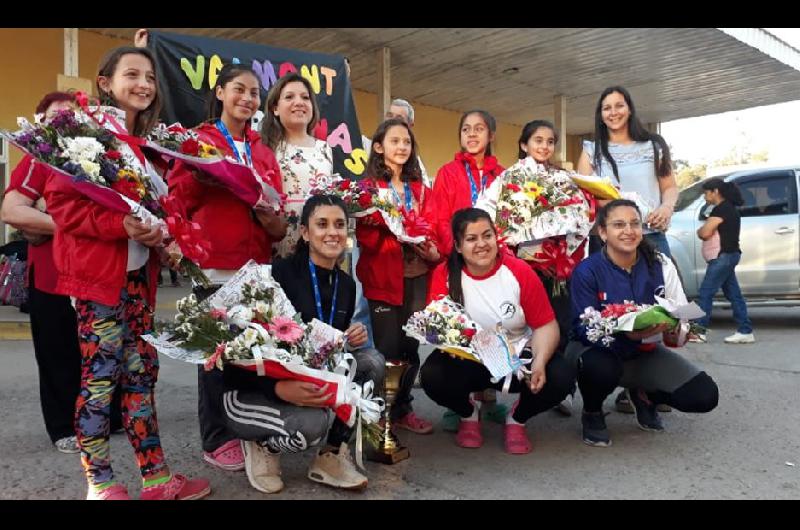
[365, 118, 421, 183]
[260, 73, 320, 151]
[596, 199, 660, 269]
[293, 194, 350, 258]
[458, 110, 497, 157]
[517, 119, 559, 160]
[702, 177, 744, 206]
[206, 63, 262, 122]
[96, 46, 162, 137]
[447, 208, 497, 305]
[592, 86, 672, 179]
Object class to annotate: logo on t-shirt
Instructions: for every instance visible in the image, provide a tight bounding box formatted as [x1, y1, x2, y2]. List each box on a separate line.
[500, 301, 517, 320]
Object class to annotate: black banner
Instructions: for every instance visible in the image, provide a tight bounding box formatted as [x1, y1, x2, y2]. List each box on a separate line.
[149, 30, 366, 179]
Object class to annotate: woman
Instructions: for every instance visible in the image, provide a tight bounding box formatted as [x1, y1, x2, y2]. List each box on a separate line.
[45, 46, 209, 500]
[421, 208, 576, 454]
[693, 178, 754, 344]
[168, 63, 286, 473]
[577, 86, 678, 257]
[221, 194, 385, 493]
[356, 118, 438, 434]
[261, 73, 333, 258]
[568, 200, 719, 448]
[1, 92, 122, 454]
[428, 110, 507, 429]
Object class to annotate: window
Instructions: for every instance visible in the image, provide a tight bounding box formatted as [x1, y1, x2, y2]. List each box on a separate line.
[736, 171, 798, 217]
[675, 180, 705, 211]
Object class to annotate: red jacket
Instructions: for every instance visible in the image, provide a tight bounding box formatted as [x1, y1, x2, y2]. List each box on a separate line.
[167, 122, 283, 269]
[428, 152, 504, 258]
[45, 164, 161, 308]
[355, 179, 434, 306]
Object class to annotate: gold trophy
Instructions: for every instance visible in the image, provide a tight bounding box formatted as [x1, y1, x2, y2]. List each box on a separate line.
[368, 361, 411, 464]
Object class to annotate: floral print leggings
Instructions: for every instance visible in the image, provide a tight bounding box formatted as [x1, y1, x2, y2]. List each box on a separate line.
[74, 269, 166, 486]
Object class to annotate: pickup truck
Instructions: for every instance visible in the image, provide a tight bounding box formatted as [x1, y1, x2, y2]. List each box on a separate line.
[666, 166, 800, 307]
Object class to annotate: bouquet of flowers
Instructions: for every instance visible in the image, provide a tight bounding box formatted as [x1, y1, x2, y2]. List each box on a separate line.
[142, 261, 383, 433]
[308, 175, 428, 244]
[403, 296, 480, 361]
[520, 236, 585, 297]
[579, 298, 706, 348]
[0, 106, 210, 287]
[478, 158, 593, 253]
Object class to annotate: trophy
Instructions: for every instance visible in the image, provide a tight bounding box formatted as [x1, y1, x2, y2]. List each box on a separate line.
[368, 361, 411, 464]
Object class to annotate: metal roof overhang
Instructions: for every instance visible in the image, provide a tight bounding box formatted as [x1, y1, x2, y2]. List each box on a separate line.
[84, 28, 800, 134]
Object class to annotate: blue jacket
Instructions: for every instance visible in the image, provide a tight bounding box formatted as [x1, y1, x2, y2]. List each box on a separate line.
[570, 250, 665, 357]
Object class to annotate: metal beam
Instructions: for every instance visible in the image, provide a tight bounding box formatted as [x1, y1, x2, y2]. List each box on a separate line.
[377, 47, 391, 122]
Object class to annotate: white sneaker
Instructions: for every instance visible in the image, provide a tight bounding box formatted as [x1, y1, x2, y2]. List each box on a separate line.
[243, 441, 283, 494]
[307, 443, 368, 490]
[55, 436, 80, 454]
[724, 332, 755, 344]
[553, 394, 573, 417]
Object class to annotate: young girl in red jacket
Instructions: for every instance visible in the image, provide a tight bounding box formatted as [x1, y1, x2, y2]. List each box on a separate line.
[44, 46, 210, 500]
[167, 63, 286, 473]
[428, 109, 507, 430]
[356, 118, 439, 434]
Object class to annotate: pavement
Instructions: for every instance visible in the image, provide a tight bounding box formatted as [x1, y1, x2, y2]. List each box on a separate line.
[0, 291, 798, 499]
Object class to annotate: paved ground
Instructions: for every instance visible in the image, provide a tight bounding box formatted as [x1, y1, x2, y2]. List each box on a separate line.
[0, 292, 798, 499]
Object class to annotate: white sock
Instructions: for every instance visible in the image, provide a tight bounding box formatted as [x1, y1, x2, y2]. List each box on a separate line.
[464, 399, 479, 422]
[506, 400, 524, 425]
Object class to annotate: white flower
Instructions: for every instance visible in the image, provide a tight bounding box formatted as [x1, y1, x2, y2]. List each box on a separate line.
[445, 329, 461, 343]
[79, 159, 101, 180]
[254, 301, 270, 318]
[241, 327, 260, 348]
[228, 305, 254, 328]
[61, 137, 105, 165]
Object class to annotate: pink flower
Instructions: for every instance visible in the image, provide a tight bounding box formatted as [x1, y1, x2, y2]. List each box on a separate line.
[204, 343, 226, 371]
[210, 308, 227, 320]
[268, 316, 304, 344]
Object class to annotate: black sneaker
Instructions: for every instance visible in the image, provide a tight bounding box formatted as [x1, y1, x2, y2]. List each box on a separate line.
[615, 389, 635, 414]
[581, 411, 612, 447]
[627, 388, 664, 432]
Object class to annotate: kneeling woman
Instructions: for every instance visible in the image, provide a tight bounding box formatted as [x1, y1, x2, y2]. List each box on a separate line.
[569, 199, 719, 448]
[221, 195, 385, 493]
[421, 208, 576, 454]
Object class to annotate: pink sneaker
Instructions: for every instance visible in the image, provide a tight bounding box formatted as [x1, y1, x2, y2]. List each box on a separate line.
[394, 412, 434, 434]
[86, 483, 130, 500]
[504, 423, 532, 455]
[203, 439, 245, 471]
[455, 420, 483, 448]
[140, 473, 211, 501]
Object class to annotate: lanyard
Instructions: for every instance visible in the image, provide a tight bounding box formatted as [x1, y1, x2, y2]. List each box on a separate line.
[390, 181, 413, 211]
[215, 119, 252, 167]
[309, 259, 338, 326]
[464, 163, 487, 205]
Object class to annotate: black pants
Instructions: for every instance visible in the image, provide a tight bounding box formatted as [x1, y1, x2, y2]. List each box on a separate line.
[575, 343, 719, 414]
[421, 349, 576, 423]
[368, 275, 427, 420]
[28, 267, 121, 443]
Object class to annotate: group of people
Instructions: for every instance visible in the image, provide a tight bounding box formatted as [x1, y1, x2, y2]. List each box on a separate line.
[0, 41, 740, 501]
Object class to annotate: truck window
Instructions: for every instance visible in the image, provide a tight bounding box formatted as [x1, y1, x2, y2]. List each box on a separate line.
[675, 181, 705, 211]
[736, 173, 798, 217]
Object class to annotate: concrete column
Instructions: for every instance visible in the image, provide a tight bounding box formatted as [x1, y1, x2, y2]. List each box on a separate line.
[377, 47, 391, 122]
[64, 28, 78, 77]
[646, 122, 661, 135]
[553, 94, 567, 165]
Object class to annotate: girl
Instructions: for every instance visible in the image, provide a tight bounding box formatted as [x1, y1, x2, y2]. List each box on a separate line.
[576, 86, 678, 257]
[221, 194, 384, 493]
[693, 178, 754, 344]
[356, 118, 438, 434]
[568, 200, 719, 448]
[168, 63, 286, 473]
[420, 208, 575, 454]
[428, 110, 506, 429]
[44, 46, 210, 500]
[261, 73, 333, 258]
[1, 92, 122, 454]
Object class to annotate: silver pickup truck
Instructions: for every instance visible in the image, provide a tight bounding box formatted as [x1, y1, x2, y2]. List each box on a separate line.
[666, 166, 800, 307]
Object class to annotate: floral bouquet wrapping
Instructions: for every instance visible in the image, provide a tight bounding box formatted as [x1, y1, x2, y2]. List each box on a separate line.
[402, 296, 480, 361]
[568, 173, 622, 200]
[309, 175, 428, 244]
[0, 105, 210, 287]
[579, 297, 705, 348]
[142, 260, 384, 432]
[141, 121, 281, 212]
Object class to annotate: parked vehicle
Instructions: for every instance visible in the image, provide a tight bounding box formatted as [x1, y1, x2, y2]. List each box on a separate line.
[666, 166, 800, 307]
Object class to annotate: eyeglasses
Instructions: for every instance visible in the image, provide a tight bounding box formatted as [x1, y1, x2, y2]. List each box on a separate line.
[607, 220, 643, 230]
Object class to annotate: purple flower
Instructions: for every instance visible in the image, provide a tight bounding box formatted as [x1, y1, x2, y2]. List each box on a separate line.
[16, 132, 34, 145]
[99, 159, 120, 181]
[426, 330, 439, 344]
[35, 143, 53, 155]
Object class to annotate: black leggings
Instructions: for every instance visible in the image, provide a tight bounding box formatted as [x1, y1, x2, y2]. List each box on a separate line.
[421, 349, 576, 423]
[368, 275, 427, 419]
[576, 343, 719, 413]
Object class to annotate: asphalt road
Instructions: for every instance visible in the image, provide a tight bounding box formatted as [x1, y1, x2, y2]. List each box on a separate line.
[0, 304, 798, 499]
